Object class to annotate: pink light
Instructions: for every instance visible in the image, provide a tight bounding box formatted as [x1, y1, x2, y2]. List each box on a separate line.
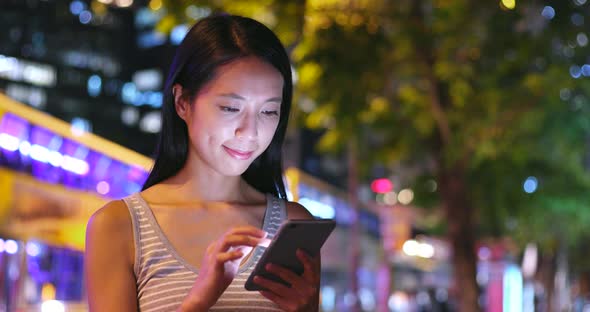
[371, 178, 393, 194]
[96, 181, 110, 195]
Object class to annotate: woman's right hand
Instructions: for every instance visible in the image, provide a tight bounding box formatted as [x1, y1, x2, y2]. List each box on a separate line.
[178, 226, 267, 311]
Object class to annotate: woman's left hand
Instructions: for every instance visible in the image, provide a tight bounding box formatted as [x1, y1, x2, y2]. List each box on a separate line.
[254, 249, 320, 312]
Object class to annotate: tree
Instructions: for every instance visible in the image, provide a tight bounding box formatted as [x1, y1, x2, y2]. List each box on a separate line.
[294, 0, 590, 311]
[155, 0, 590, 310]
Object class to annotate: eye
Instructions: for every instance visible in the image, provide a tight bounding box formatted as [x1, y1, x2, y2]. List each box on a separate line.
[262, 110, 279, 116]
[219, 106, 239, 113]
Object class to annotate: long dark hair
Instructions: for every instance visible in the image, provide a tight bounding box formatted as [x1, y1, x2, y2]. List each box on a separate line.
[141, 14, 292, 199]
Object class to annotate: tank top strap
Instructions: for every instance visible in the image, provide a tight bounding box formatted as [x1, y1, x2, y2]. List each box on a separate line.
[121, 193, 148, 278]
[262, 194, 287, 239]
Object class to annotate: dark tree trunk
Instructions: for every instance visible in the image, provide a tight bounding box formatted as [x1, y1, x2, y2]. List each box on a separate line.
[348, 140, 361, 312]
[439, 164, 481, 312]
[539, 249, 557, 312]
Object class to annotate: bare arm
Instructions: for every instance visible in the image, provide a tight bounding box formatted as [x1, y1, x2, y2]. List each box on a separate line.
[84, 200, 138, 311]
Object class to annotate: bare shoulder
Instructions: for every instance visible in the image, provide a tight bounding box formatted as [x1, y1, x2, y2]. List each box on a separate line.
[285, 200, 314, 220]
[86, 199, 134, 263]
[87, 199, 132, 235]
[85, 200, 138, 310]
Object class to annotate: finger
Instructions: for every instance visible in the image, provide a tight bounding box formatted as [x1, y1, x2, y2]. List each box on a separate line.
[259, 290, 295, 311]
[253, 276, 293, 298]
[218, 235, 266, 252]
[216, 249, 244, 263]
[265, 263, 306, 290]
[225, 226, 267, 238]
[297, 249, 319, 283]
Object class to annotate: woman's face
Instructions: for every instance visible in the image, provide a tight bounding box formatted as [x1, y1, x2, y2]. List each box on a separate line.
[176, 56, 284, 177]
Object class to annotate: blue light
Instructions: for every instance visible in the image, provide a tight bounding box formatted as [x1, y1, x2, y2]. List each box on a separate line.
[69, 1, 85, 15]
[87, 75, 102, 97]
[298, 197, 336, 219]
[124, 182, 142, 195]
[137, 31, 166, 49]
[503, 264, 523, 312]
[135, 8, 159, 28]
[570, 65, 582, 79]
[148, 91, 163, 108]
[170, 24, 190, 45]
[122, 82, 138, 104]
[577, 33, 589, 47]
[71, 117, 91, 133]
[321, 286, 336, 311]
[132, 92, 143, 106]
[571, 13, 584, 27]
[581, 64, 590, 77]
[79, 10, 92, 24]
[523, 176, 538, 194]
[541, 6, 555, 20]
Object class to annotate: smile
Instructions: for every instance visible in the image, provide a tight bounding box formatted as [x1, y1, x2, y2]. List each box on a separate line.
[223, 146, 254, 160]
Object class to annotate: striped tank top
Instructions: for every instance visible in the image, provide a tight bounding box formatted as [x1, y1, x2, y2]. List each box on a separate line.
[123, 193, 287, 312]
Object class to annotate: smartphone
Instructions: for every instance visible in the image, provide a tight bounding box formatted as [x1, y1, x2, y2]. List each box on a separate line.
[244, 219, 336, 291]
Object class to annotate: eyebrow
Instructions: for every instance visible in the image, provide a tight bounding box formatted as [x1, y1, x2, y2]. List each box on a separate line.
[217, 93, 282, 103]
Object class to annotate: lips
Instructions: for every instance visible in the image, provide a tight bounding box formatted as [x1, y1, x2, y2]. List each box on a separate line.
[223, 146, 254, 160]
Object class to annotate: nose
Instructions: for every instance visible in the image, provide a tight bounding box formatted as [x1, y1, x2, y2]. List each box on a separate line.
[235, 112, 257, 140]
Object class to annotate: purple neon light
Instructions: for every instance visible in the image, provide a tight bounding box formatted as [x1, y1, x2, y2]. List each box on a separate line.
[0, 113, 28, 139]
[0, 132, 90, 175]
[0, 112, 148, 197]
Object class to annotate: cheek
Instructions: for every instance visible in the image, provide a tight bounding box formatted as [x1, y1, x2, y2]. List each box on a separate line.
[189, 110, 232, 144]
[192, 122, 233, 147]
[260, 120, 280, 145]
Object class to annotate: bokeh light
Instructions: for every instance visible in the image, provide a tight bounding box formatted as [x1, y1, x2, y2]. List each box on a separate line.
[398, 189, 414, 205]
[523, 176, 538, 194]
[79, 10, 92, 24]
[383, 191, 398, 205]
[69, 1, 85, 15]
[541, 6, 555, 20]
[96, 181, 110, 195]
[501, 0, 516, 10]
[577, 33, 588, 47]
[26, 241, 41, 257]
[371, 178, 393, 194]
[571, 13, 584, 27]
[5, 239, 18, 254]
[570, 65, 582, 79]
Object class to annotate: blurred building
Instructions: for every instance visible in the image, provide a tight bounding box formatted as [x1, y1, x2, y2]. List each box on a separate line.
[0, 0, 172, 156]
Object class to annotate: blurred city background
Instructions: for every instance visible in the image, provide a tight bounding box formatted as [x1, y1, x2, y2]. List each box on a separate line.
[0, 0, 589, 311]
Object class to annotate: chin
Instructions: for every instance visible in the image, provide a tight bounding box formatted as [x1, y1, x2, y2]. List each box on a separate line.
[217, 164, 251, 177]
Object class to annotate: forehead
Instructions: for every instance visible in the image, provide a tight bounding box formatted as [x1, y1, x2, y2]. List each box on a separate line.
[199, 57, 284, 98]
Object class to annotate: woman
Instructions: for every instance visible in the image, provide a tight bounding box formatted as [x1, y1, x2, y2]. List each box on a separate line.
[84, 14, 319, 312]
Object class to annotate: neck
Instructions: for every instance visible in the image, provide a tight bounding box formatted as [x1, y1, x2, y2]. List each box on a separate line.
[160, 155, 254, 203]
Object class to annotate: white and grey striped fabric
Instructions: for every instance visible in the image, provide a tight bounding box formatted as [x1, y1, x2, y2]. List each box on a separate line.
[123, 193, 287, 312]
